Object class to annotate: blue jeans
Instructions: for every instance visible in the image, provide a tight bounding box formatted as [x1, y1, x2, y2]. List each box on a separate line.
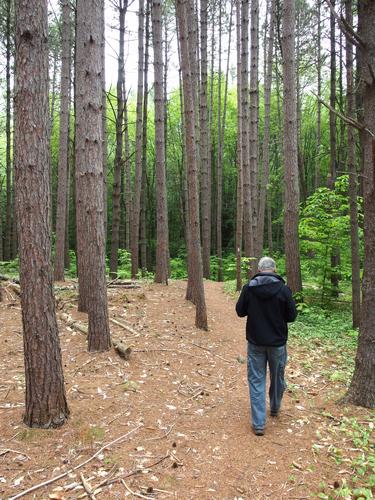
[247, 342, 287, 430]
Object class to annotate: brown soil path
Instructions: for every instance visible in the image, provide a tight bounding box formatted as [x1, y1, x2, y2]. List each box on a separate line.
[0, 280, 352, 499]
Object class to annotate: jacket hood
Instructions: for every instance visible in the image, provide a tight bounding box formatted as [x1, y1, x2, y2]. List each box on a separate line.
[248, 272, 285, 300]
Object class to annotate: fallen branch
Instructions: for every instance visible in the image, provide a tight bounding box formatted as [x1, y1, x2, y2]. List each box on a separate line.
[0, 449, 31, 460]
[109, 318, 140, 336]
[121, 479, 154, 500]
[9, 424, 143, 500]
[108, 284, 141, 289]
[76, 465, 118, 499]
[59, 312, 88, 335]
[80, 473, 96, 500]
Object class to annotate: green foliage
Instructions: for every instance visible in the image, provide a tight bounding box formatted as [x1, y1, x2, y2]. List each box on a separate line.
[0, 257, 19, 277]
[299, 175, 363, 301]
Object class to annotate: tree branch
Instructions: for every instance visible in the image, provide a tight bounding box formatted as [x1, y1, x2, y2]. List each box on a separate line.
[324, 0, 364, 48]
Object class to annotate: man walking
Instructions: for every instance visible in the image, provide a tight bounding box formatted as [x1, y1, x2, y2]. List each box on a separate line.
[236, 257, 297, 436]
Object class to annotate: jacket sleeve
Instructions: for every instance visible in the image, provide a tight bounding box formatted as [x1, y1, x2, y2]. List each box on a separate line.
[235, 285, 249, 317]
[284, 287, 297, 322]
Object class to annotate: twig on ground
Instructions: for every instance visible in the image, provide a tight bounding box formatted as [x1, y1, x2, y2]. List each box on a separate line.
[190, 341, 232, 363]
[76, 465, 118, 499]
[72, 357, 97, 377]
[109, 318, 140, 336]
[0, 449, 31, 460]
[106, 454, 170, 486]
[145, 424, 175, 441]
[9, 424, 143, 500]
[121, 479, 154, 499]
[80, 473, 96, 500]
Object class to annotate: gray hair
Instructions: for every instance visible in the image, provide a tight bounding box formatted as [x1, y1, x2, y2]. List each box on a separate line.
[258, 256, 276, 272]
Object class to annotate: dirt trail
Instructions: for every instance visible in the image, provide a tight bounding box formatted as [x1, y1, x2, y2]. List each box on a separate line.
[0, 280, 350, 499]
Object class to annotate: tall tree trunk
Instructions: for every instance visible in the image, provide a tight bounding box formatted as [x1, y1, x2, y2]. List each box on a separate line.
[257, 0, 275, 257]
[176, 0, 208, 330]
[4, 0, 12, 262]
[49, 53, 58, 135]
[200, 0, 210, 278]
[124, 86, 131, 251]
[14, 0, 69, 428]
[345, 0, 361, 328]
[75, 0, 111, 351]
[110, 0, 127, 278]
[346, 0, 375, 408]
[140, 0, 150, 272]
[131, 0, 145, 278]
[235, 0, 243, 291]
[315, 0, 321, 190]
[282, 0, 302, 293]
[216, 0, 223, 281]
[241, 0, 252, 265]
[329, 0, 340, 296]
[249, 0, 259, 270]
[153, 0, 169, 284]
[101, 1, 108, 245]
[54, 0, 72, 281]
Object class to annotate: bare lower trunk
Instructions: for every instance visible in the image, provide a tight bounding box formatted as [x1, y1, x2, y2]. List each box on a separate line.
[241, 0, 252, 264]
[4, 0, 12, 262]
[110, 1, 127, 278]
[257, 0, 275, 258]
[153, 0, 169, 284]
[345, 0, 361, 328]
[54, 0, 72, 281]
[75, 0, 111, 351]
[235, 0, 243, 291]
[15, 0, 69, 428]
[200, 0, 210, 278]
[176, 0, 207, 330]
[249, 0, 259, 272]
[140, 0, 150, 273]
[282, 0, 302, 293]
[131, 0, 145, 278]
[346, 0, 375, 408]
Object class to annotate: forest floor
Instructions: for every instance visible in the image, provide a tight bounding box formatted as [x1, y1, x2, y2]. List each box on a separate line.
[0, 280, 374, 500]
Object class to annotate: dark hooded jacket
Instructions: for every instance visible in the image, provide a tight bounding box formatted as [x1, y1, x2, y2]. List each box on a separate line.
[235, 272, 297, 346]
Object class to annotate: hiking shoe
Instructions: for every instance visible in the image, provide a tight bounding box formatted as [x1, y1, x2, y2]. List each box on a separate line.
[270, 410, 279, 417]
[253, 428, 265, 436]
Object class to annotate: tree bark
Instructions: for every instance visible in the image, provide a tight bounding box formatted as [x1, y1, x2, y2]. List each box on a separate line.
[153, 0, 169, 284]
[257, 0, 275, 258]
[315, 0, 321, 190]
[216, 0, 223, 282]
[140, 0, 150, 273]
[346, 0, 375, 408]
[14, 0, 69, 428]
[235, 0, 243, 292]
[54, 0, 72, 281]
[131, 0, 145, 278]
[176, 0, 208, 330]
[124, 84, 131, 251]
[241, 0, 252, 265]
[4, 0, 12, 262]
[109, 0, 127, 278]
[329, 0, 340, 296]
[75, 0, 111, 351]
[249, 0, 259, 270]
[200, 0, 210, 278]
[345, 0, 361, 329]
[282, 0, 302, 293]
